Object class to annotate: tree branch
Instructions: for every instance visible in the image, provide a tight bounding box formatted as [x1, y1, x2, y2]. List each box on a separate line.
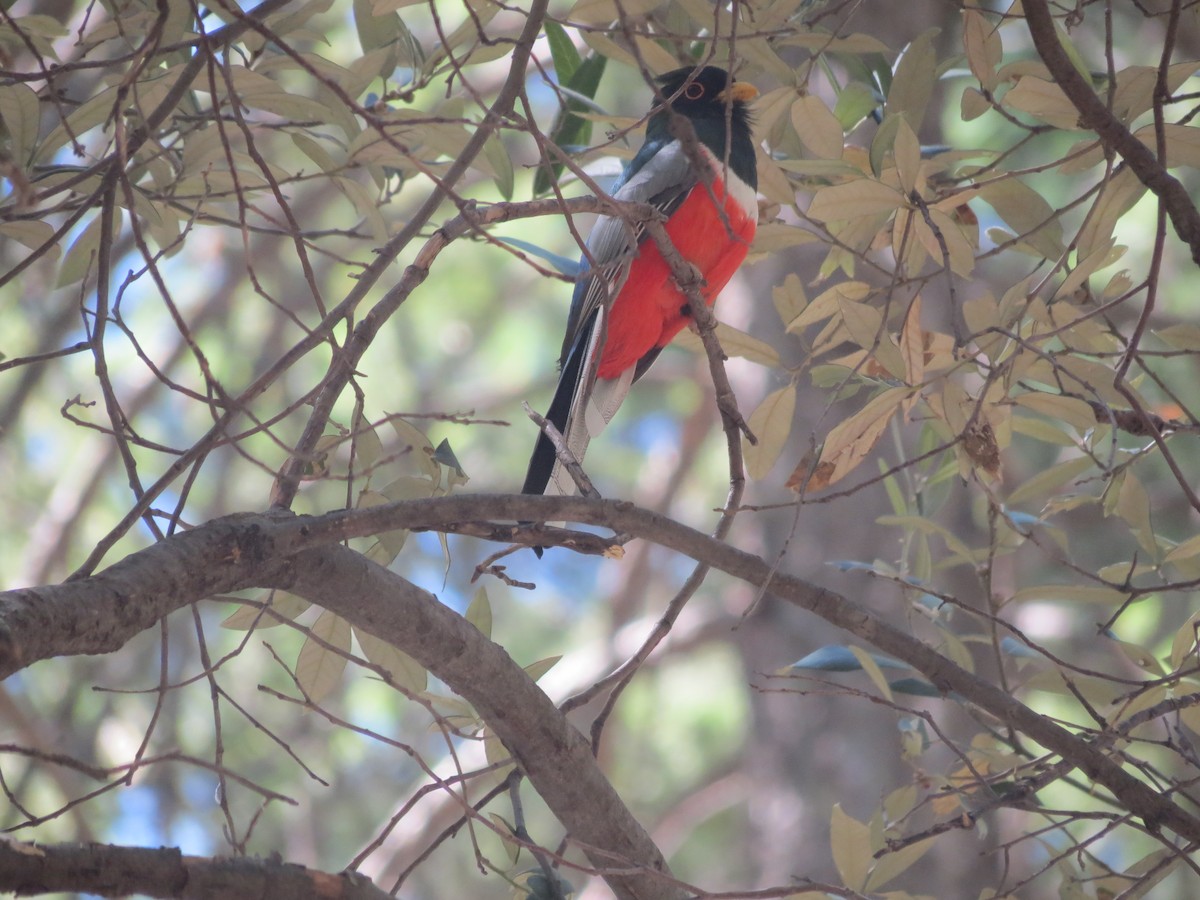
[4, 495, 1200, 855]
[0, 839, 391, 899]
[1021, 0, 1200, 264]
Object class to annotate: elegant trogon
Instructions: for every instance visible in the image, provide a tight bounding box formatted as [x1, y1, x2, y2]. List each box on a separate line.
[522, 65, 758, 543]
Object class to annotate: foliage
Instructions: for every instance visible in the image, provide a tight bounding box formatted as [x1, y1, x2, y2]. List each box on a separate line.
[2, 0, 1200, 898]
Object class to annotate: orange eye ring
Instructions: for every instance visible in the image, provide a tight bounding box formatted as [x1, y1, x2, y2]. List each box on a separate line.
[683, 82, 705, 100]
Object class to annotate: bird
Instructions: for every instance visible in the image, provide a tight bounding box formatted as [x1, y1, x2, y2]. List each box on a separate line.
[522, 65, 759, 552]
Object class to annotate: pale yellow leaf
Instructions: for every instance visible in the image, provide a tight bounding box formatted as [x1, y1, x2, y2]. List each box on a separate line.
[483, 728, 513, 769]
[1154, 323, 1200, 351]
[750, 223, 819, 256]
[744, 384, 797, 479]
[914, 206, 976, 277]
[578, 29, 636, 67]
[1013, 393, 1098, 431]
[632, 35, 678, 74]
[387, 415, 439, 479]
[1077, 168, 1146, 262]
[356, 628, 427, 694]
[893, 117, 921, 196]
[466, 586, 492, 639]
[808, 179, 904, 223]
[755, 145, 799, 206]
[849, 646, 893, 702]
[0, 220, 56, 254]
[789, 281, 871, 331]
[523, 655, 562, 683]
[818, 387, 908, 487]
[773, 273, 808, 324]
[791, 93, 844, 160]
[296, 610, 352, 703]
[1053, 238, 1122, 300]
[830, 804, 871, 891]
[960, 86, 991, 121]
[222, 590, 312, 630]
[963, 8, 1002, 90]
[784, 31, 890, 55]
[1169, 615, 1200, 669]
[865, 835, 935, 892]
[979, 179, 1064, 261]
[569, 0, 662, 24]
[1137, 123, 1200, 169]
[1115, 471, 1156, 557]
[836, 293, 884, 351]
[674, 321, 781, 367]
[334, 175, 387, 243]
[899, 295, 924, 396]
[1166, 534, 1200, 565]
[1003, 75, 1084, 129]
[1006, 454, 1095, 507]
[353, 409, 384, 471]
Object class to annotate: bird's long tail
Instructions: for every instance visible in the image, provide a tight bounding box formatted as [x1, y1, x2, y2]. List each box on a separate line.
[522, 307, 634, 498]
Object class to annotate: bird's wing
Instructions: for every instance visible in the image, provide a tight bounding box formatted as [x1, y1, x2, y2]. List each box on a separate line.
[523, 139, 698, 499]
[557, 138, 697, 366]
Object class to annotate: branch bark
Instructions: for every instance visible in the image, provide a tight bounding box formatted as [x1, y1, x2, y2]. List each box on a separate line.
[0, 839, 391, 899]
[1021, 0, 1200, 264]
[5, 495, 1200, 859]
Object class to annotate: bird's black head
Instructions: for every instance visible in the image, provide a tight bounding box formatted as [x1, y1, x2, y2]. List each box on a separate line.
[656, 66, 756, 117]
[648, 66, 758, 189]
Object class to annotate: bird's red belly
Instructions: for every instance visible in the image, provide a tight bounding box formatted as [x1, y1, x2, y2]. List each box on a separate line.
[596, 179, 755, 379]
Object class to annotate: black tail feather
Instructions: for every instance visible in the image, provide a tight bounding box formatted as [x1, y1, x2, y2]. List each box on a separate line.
[521, 314, 593, 497]
[521, 317, 594, 557]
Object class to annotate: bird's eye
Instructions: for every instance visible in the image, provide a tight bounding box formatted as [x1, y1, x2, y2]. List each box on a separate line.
[683, 82, 705, 100]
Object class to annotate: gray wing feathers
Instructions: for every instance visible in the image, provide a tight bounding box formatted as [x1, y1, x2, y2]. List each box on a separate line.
[563, 141, 695, 359]
[546, 141, 694, 497]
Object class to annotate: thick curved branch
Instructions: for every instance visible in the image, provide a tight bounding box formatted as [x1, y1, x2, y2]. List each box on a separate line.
[0, 839, 390, 899]
[0, 509, 678, 900]
[5, 495, 1200, 861]
[1022, 0, 1200, 264]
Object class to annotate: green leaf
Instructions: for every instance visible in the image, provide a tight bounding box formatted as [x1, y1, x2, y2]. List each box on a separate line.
[352, 0, 403, 73]
[56, 211, 113, 288]
[832, 81, 880, 131]
[886, 29, 938, 129]
[36, 84, 119, 163]
[0, 83, 41, 166]
[466, 586, 492, 639]
[482, 133, 514, 199]
[543, 19, 581, 83]
[534, 54, 607, 196]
